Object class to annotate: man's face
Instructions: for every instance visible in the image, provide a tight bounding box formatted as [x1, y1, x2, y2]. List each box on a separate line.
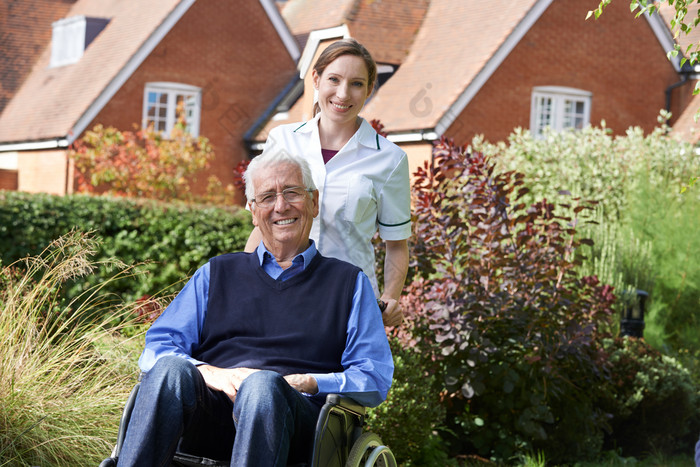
[249, 162, 319, 256]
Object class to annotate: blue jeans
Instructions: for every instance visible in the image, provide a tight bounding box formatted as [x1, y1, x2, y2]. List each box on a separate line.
[117, 356, 320, 467]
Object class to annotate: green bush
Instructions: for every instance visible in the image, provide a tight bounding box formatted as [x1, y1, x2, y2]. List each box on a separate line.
[473, 120, 700, 373]
[0, 191, 252, 307]
[601, 337, 700, 457]
[365, 338, 448, 466]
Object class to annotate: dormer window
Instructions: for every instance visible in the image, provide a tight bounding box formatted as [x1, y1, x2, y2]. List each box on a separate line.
[50, 16, 109, 68]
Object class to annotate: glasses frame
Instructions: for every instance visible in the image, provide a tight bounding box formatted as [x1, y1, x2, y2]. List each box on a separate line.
[252, 186, 314, 208]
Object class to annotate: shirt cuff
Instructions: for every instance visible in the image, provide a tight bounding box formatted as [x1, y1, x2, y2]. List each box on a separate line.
[308, 372, 338, 395]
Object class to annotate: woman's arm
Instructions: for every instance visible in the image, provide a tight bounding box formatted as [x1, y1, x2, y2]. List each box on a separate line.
[380, 239, 409, 327]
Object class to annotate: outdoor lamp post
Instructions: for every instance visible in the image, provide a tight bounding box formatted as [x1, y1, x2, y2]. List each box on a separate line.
[620, 289, 648, 338]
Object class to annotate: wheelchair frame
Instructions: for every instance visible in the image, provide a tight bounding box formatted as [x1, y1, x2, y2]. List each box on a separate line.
[100, 382, 396, 467]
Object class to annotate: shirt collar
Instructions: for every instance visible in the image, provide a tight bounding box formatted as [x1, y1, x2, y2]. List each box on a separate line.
[256, 239, 318, 269]
[297, 114, 380, 151]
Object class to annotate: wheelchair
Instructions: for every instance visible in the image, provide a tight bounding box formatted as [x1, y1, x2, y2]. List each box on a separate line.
[100, 382, 397, 467]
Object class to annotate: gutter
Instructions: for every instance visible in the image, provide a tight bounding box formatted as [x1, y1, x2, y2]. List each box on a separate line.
[387, 130, 439, 143]
[0, 138, 69, 152]
[665, 64, 700, 113]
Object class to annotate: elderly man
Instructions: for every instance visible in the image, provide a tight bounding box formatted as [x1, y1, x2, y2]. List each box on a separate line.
[116, 149, 393, 467]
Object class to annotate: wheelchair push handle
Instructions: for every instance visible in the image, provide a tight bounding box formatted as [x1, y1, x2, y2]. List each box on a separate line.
[377, 299, 387, 312]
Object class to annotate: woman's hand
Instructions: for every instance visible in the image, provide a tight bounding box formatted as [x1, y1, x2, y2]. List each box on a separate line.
[382, 239, 409, 327]
[379, 297, 403, 327]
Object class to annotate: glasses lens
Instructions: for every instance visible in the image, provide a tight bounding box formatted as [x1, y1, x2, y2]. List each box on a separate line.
[282, 188, 305, 203]
[256, 192, 276, 207]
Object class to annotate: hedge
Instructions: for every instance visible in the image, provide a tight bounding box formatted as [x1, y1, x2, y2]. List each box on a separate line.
[0, 191, 253, 305]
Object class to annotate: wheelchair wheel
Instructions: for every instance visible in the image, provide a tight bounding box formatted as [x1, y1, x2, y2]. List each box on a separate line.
[345, 432, 397, 467]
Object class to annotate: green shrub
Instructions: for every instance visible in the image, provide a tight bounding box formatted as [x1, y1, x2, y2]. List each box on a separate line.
[365, 338, 447, 466]
[601, 337, 700, 457]
[622, 167, 700, 358]
[473, 120, 700, 373]
[0, 191, 252, 308]
[402, 138, 616, 464]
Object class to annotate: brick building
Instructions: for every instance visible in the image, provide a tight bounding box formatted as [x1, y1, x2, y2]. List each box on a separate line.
[0, 0, 299, 198]
[1, 0, 698, 197]
[252, 0, 698, 176]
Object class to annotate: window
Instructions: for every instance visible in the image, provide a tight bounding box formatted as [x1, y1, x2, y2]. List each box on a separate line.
[530, 87, 591, 137]
[143, 83, 201, 137]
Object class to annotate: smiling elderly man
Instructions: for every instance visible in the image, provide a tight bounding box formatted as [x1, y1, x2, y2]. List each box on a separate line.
[116, 149, 393, 467]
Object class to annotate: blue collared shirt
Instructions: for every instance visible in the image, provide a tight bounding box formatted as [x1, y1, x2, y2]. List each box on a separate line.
[138, 241, 393, 407]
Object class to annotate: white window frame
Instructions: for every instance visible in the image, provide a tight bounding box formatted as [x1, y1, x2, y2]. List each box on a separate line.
[142, 82, 202, 137]
[530, 86, 592, 137]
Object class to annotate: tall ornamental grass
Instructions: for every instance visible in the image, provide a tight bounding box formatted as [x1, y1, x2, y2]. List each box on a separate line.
[0, 231, 144, 466]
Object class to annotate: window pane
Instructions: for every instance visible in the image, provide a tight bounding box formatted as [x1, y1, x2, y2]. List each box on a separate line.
[563, 98, 585, 130]
[536, 96, 552, 135]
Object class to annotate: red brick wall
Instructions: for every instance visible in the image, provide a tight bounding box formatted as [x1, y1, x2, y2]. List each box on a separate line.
[447, 0, 681, 145]
[0, 169, 18, 191]
[87, 0, 298, 202]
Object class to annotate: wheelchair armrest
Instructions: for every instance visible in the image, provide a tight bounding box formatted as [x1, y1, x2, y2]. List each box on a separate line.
[324, 394, 366, 417]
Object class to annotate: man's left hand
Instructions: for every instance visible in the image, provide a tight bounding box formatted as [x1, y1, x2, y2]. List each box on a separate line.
[284, 374, 318, 395]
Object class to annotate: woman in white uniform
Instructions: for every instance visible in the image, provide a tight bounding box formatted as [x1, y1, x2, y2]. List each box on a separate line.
[245, 39, 411, 327]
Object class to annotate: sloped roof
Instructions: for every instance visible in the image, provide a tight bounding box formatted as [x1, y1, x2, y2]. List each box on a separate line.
[658, 3, 700, 59]
[282, 0, 354, 36]
[282, 0, 427, 65]
[0, 0, 186, 145]
[0, 0, 77, 114]
[361, 0, 544, 133]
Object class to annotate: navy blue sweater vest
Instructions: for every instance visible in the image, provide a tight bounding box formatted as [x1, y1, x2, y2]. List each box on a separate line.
[194, 251, 360, 376]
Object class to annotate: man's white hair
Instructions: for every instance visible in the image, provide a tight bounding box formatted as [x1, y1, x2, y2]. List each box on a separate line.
[244, 147, 316, 204]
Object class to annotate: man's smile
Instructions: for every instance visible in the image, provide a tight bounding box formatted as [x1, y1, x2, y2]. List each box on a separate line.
[274, 218, 297, 225]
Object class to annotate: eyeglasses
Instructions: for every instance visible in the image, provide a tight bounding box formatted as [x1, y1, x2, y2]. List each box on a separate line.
[252, 186, 313, 208]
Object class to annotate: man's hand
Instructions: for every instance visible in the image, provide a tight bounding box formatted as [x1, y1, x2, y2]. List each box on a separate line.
[284, 374, 318, 395]
[380, 297, 403, 327]
[197, 365, 259, 402]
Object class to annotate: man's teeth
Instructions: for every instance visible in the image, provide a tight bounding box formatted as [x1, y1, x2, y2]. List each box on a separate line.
[276, 219, 295, 225]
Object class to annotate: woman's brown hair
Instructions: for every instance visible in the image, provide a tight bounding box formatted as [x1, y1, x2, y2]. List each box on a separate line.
[312, 38, 377, 116]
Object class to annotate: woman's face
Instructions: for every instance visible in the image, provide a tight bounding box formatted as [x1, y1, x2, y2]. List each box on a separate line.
[312, 54, 371, 127]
